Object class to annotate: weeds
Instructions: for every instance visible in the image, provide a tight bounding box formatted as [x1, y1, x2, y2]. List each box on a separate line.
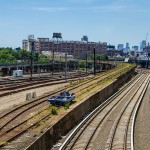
[69, 81, 72, 85]
[38, 120, 45, 126]
[51, 106, 58, 115]
[0, 141, 9, 146]
[64, 103, 70, 110]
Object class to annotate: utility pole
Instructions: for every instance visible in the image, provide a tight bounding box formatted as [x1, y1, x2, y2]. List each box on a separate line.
[145, 32, 149, 68]
[94, 47, 96, 75]
[30, 41, 34, 81]
[86, 53, 87, 74]
[65, 52, 67, 81]
[52, 41, 54, 76]
[99, 57, 100, 73]
[30, 52, 33, 81]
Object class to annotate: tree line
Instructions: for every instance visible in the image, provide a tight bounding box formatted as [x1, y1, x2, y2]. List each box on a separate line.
[0, 48, 49, 63]
[0, 48, 108, 64]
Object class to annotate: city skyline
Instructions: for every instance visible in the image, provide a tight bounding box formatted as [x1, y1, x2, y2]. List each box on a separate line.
[0, 0, 150, 48]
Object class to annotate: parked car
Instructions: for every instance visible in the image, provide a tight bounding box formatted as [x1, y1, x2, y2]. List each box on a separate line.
[48, 91, 75, 105]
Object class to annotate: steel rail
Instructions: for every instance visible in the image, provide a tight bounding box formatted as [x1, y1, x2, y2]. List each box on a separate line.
[105, 74, 149, 150]
[59, 73, 144, 150]
[0, 67, 124, 120]
[1, 68, 125, 146]
[0, 68, 124, 136]
[131, 75, 150, 150]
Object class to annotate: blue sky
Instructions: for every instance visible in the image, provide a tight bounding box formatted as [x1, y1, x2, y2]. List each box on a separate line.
[0, 0, 150, 48]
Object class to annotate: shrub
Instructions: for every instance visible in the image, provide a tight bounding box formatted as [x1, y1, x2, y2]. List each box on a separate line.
[64, 103, 70, 110]
[51, 107, 57, 115]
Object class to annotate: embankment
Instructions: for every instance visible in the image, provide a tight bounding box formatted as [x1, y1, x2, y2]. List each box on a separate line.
[26, 67, 135, 150]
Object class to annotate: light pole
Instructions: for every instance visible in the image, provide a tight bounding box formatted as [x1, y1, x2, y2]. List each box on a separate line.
[21, 56, 24, 73]
[86, 53, 87, 74]
[65, 51, 67, 81]
[93, 47, 96, 75]
[52, 44, 54, 75]
[29, 41, 34, 81]
[30, 51, 33, 81]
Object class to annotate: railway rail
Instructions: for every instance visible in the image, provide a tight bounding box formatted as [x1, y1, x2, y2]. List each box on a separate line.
[59, 73, 149, 150]
[0, 65, 130, 147]
[0, 72, 87, 93]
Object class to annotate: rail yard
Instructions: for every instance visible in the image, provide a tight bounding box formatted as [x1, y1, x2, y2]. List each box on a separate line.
[0, 64, 149, 150]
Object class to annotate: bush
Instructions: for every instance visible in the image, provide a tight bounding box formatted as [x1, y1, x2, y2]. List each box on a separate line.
[64, 103, 70, 110]
[51, 106, 57, 115]
[0, 71, 4, 77]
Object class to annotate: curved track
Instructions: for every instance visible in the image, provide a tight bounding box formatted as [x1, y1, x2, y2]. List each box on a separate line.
[59, 73, 149, 150]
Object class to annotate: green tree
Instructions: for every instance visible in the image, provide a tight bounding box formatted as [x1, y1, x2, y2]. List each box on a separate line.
[38, 54, 49, 62]
[89, 54, 108, 61]
[79, 61, 85, 68]
[96, 54, 108, 60]
[0, 54, 16, 63]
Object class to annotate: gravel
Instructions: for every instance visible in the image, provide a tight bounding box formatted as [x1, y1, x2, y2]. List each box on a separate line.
[134, 83, 150, 150]
[0, 82, 69, 111]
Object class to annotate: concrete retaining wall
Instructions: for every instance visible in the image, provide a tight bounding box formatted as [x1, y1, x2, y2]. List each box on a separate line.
[26, 67, 135, 150]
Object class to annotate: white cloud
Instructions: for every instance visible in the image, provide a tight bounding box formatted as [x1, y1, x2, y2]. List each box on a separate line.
[30, 2, 150, 14]
[31, 4, 129, 14]
[86, 5, 129, 13]
[65, 0, 95, 4]
[32, 7, 69, 13]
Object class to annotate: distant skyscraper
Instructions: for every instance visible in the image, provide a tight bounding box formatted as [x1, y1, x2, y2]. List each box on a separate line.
[117, 44, 124, 50]
[132, 46, 139, 51]
[125, 42, 130, 51]
[140, 40, 146, 50]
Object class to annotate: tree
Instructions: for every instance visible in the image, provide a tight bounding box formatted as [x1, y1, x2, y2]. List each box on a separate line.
[98, 54, 108, 60]
[79, 61, 85, 68]
[38, 54, 49, 62]
[0, 53, 16, 63]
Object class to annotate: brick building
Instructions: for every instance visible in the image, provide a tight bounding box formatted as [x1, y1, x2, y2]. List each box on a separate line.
[22, 35, 107, 59]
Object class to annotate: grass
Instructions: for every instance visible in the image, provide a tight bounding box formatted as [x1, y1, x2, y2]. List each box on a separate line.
[38, 120, 45, 126]
[0, 141, 9, 146]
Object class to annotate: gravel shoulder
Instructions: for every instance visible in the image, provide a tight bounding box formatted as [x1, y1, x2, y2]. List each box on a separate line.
[0, 82, 69, 111]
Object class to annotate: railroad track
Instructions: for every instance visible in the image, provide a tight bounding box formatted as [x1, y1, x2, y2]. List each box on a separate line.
[59, 73, 149, 150]
[105, 74, 150, 150]
[0, 72, 88, 96]
[0, 66, 130, 147]
[0, 71, 86, 87]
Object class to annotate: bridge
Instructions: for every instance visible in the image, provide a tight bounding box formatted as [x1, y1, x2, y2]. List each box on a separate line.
[0, 61, 114, 76]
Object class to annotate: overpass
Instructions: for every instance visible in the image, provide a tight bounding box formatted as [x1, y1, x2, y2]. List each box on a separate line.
[0, 61, 114, 76]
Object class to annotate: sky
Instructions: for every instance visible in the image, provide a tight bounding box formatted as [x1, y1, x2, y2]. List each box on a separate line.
[0, 0, 150, 48]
